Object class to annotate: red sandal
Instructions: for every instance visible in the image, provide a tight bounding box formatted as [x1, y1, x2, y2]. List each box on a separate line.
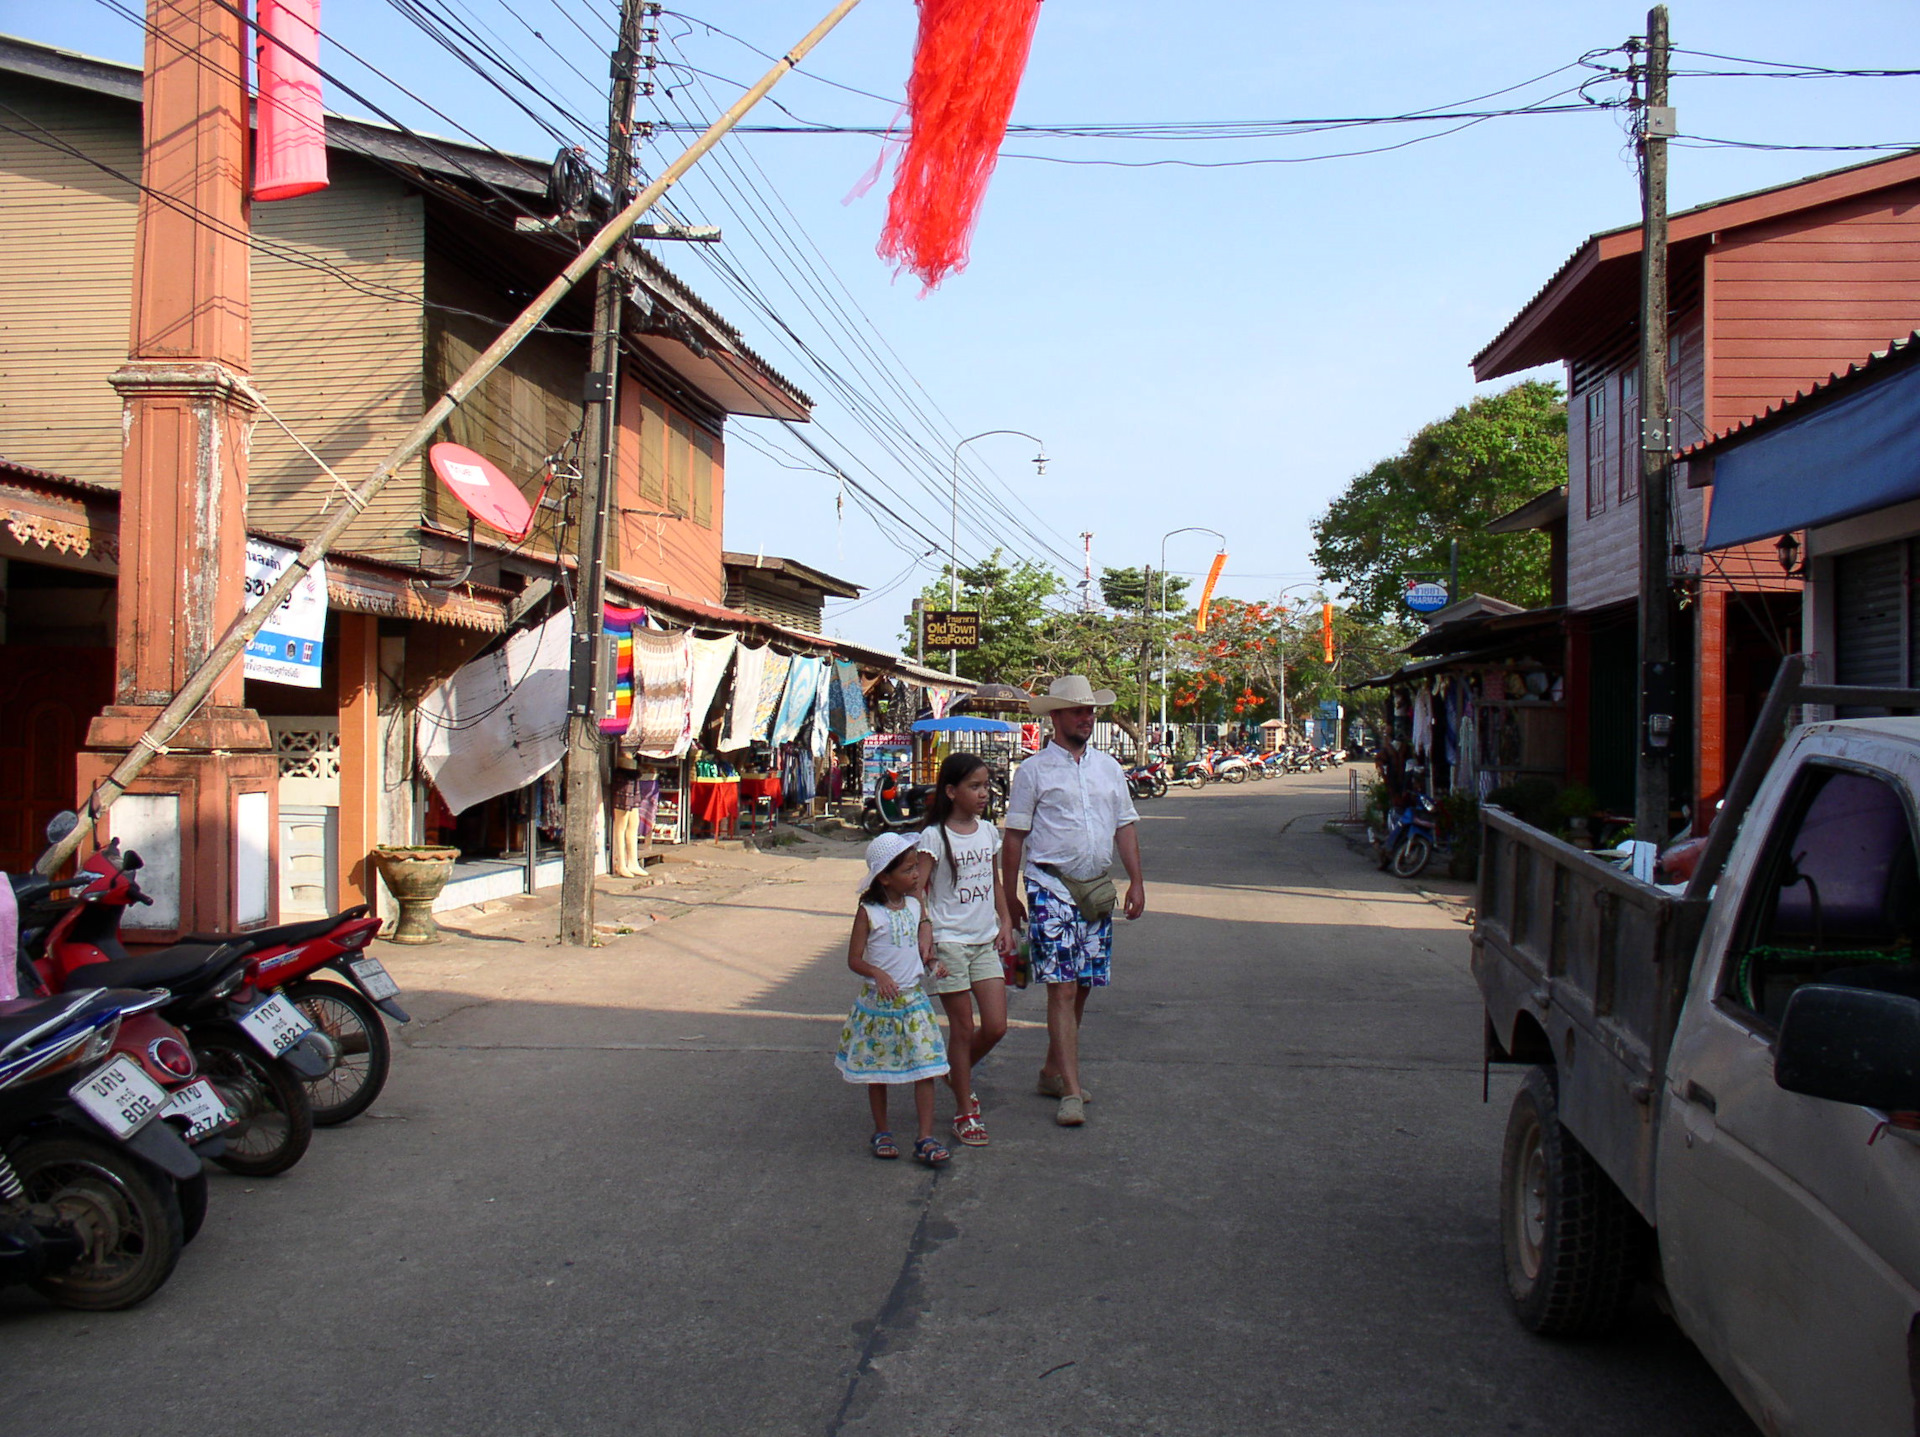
[952, 1105, 990, 1147]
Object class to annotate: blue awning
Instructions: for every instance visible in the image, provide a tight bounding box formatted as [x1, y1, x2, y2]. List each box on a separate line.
[910, 716, 1016, 733]
[1704, 356, 1920, 550]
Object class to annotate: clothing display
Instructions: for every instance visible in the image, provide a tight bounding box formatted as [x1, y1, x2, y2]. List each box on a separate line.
[601, 605, 647, 736]
[416, 607, 572, 814]
[629, 629, 692, 758]
[684, 635, 739, 753]
[829, 659, 872, 742]
[772, 656, 825, 746]
[754, 652, 793, 743]
[722, 643, 770, 752]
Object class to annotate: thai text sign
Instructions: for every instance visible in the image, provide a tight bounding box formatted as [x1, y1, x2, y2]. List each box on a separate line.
[243, 538, 328, 688]
[923, 610, 981, 650]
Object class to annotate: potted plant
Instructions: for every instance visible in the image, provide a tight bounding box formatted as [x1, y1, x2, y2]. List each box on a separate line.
[371, 844, 460, 944]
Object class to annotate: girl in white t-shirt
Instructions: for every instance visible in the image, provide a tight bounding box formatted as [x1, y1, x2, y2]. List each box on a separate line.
[915, 753, 1014, 1147]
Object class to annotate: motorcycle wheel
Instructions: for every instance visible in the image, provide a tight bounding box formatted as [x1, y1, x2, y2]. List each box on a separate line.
[1190, 772, 1209, 789]
[860, 808, 884, 835]
[1227, 767, 1248, 785]
[177, 1169, 207, 1245]
[195, 1031, 314, 1178]
[14, 1135, 183, 1310]
[1152, 775, 1169, 798]
[288, 979, 391, 1127]
[1392, 834, 1433, 879]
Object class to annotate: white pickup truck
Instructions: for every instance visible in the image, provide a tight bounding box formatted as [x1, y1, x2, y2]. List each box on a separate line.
[1474, 658, 1920, 1436]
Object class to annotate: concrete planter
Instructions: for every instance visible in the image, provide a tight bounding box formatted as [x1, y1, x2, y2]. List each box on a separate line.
[372, 845, 460, 944]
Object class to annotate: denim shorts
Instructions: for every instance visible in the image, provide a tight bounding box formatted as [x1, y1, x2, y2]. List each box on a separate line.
[1026, 881, 1113, 988]
[927, 940, 1003, 995]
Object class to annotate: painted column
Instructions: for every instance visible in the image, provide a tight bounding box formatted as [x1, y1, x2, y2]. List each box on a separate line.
[1695, 586, 1729, 835]
[77, 0, 278, 937]
[336, 612, 381, 907]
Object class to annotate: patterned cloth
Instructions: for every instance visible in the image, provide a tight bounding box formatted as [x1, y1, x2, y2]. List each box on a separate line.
[684, 635, 739, 752]
[835, 984, 949, 1084]
[1026, 880, 1114, 987]
[772, 656, 824, 746]
[754, 652, 794, 743]
[628, 629, 692, 758]
[722, 643, 770, 752]
[600, 606, 647, 735]
[829, 658, 872, 742]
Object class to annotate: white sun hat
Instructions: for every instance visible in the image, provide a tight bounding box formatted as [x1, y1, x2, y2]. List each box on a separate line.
[1028, 674, 1117, 714]
[861, 830, 921, 893]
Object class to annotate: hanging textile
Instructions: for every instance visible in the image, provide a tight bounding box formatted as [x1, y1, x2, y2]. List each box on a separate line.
[682, 635, 740, 754]
[928, 687, 952, 720]
[829, 659, 872, 742]
[601, 605, 647, 735]
[629, 629, 693, 759]
[755, 652, 794, 742]
[772, 656, 824, 746]
[722, 643, 770, 752]
[416, 607, 572, 814]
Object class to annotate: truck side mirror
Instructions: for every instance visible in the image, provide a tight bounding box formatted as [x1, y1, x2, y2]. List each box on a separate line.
[1775, 984, 1920, 1111]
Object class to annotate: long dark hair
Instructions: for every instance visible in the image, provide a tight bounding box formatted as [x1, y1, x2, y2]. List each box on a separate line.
[924, 752, 990, 886]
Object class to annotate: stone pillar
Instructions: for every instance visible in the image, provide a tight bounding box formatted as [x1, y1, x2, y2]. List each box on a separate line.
[76, 0, 277, 938]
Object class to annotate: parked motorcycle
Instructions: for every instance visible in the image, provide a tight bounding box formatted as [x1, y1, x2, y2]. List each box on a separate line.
[21, 838, 329, 1178]
[1372, 792, 1439, 878]
[0, 985, 203, 1308]
[860, 770, 934, 834]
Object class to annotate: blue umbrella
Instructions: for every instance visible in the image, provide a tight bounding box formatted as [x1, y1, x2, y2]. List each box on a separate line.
[910, 716, 1017, 734]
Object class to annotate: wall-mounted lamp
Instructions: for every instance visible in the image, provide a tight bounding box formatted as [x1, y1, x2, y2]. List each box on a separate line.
[1775, 532, 1804, 577]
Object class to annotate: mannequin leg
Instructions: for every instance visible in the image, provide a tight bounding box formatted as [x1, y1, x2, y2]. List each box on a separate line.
[613, 807, 640, 877]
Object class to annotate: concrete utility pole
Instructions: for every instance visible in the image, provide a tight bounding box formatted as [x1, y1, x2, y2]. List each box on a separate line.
[559, 0, 652, 946]
[1634, 4, 1675, 846]
[1137, 564, 1153, 757]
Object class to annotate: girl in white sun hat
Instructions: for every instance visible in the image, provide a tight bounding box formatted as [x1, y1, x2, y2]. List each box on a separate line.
[834, 831, 951, 1165]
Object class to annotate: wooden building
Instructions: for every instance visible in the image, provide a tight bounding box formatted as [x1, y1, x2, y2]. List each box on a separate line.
[1474, 150, 1920, 829]
[722, 553, 862, 634]
[0, 33, 811, 928]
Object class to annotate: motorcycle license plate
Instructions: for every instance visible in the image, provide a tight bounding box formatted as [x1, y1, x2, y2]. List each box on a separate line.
[69, 1055, 168, 1139]
[347, 956, 400, 1001]
[160, 1078, 232, 1141]
[238, 993, 314, 1057]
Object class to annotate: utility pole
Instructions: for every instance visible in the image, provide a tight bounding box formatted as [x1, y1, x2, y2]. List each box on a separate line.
[560, 0, 652, 946]
[1634, 5, 1675, 847]
[1138, 564, 1153, 758]
[912, 596, 925, 666]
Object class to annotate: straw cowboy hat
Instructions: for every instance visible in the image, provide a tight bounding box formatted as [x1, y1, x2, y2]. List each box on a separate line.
[1028, 674, 1117, 714]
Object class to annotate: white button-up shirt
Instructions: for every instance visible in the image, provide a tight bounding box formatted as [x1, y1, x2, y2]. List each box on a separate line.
[1003, 740, 1139, 898]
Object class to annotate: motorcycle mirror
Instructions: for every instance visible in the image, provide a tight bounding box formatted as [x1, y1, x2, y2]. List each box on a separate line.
[123, 850, 144, 873]
[43, 810, 78, 845]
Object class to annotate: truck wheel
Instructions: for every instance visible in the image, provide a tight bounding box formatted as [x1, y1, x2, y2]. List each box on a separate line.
[1500, 1065, 1645, 1336]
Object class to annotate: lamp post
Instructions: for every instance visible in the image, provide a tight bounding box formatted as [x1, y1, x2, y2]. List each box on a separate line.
[1158, 526, 1226, 742]
[949, 430, 1048, 672]
[1272, 581, 1324, 744]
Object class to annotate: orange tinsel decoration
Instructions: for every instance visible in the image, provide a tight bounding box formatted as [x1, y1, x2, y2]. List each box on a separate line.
[879, 0, 1044, 289]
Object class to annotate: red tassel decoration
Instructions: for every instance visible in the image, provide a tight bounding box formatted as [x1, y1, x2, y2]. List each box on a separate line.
[879, 0, 1044, 289]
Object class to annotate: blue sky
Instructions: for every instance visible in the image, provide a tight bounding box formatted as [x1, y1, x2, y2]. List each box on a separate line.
[5, 1, 1917, 648]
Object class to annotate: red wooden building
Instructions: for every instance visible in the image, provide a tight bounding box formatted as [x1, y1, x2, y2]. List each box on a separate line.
[1474, 150, 1920, 829]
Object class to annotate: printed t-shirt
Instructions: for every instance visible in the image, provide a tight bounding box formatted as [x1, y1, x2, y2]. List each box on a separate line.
[916, 820, 1002, 943]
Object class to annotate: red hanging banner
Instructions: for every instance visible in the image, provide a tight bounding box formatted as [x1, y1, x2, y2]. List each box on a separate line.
[879, 0, 1044, 288]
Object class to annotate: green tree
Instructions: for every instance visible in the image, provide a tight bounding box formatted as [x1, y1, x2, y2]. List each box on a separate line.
[1310, 379, 1566, 619]
[904, 551, 1062, 682]
[1099, 566, 1190, 615]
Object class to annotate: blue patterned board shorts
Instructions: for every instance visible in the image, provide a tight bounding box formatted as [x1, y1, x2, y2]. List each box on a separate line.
[1026, 881, 1113, 988]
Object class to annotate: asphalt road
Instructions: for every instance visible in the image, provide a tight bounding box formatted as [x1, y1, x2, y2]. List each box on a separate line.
[2, 770, 1756, 1436]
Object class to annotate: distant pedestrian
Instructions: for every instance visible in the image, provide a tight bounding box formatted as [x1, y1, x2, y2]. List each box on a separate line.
[915, 753, 1015, 1147]
[835, 832, 951, 1166]
[1002, 675, 1146, 1127]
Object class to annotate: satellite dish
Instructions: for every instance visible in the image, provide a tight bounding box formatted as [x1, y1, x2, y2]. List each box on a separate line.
[429, 443, 537, 540]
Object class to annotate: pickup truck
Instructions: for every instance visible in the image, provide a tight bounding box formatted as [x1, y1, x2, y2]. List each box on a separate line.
[1475, 657, 1920, 1437]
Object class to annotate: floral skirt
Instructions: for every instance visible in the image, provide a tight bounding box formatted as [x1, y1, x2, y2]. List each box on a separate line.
[835, 983, 949, 1084]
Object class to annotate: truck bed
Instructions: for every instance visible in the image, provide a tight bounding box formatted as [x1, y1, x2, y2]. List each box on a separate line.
[1473, 807, 1709, 1220]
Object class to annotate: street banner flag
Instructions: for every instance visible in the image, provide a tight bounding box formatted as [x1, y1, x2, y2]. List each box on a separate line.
[1195, 550, 1228, 634]
[880, 0, 1044, 288]
[1322, 602, 1335, 663]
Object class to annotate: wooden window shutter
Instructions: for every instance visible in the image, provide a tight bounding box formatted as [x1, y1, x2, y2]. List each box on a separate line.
[1585, 385, 1608, 518]
[638, 389, 667, 505]
[1618, 368, 1640, 503]
[668, 410, 692, 518]
[692, 425, 715, 528]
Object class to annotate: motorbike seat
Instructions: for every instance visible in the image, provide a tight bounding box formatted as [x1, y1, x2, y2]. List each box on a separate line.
[0, 990, 102, 1055]
[63, 943, 235, 995]
[184, 906, 368, 954]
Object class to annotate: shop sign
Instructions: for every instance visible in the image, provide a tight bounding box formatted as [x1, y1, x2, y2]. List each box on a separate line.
[1403, 580, 1450, 614]
[861, 733, 913, 797]
[243, 538, 328, 688]
[922, 610, 981, 650]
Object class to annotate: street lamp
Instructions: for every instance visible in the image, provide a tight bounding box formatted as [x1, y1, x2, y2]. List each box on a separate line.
[1157, 526, 1226, 740]
[949, 429, 1048, 672]
[1272, 581, 1325, 743]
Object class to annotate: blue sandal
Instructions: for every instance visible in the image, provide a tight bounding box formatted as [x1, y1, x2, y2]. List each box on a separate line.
[871, 1131, 900, 1160]
[913, 1137, 950, 1167]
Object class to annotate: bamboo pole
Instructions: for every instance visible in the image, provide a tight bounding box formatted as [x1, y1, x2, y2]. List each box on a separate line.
[41, 0, 865, 876]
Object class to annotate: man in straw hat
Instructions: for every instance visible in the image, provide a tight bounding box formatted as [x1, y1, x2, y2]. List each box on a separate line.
[1001, 675, 1146, 1127]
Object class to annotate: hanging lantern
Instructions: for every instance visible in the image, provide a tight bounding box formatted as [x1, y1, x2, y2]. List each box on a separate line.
[254, 0, 329, 202]
[879, 0, 1044, 288]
